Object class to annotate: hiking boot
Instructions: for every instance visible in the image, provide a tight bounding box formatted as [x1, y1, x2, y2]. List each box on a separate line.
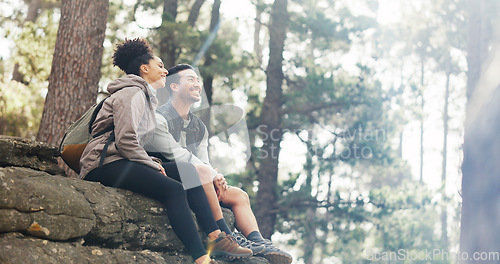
[233, 232, 266, 255]
[207, 232, 253, 259]
[253, 238, 293, 264]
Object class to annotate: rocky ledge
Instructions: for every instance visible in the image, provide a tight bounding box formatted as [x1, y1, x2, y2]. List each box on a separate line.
[0, 136, 269, 264]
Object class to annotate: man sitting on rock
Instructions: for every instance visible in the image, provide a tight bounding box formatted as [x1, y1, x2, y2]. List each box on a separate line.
[145, 64, 292, 264]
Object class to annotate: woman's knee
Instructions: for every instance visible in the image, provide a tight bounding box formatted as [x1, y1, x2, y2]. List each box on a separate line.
[162, 178, 186, 197]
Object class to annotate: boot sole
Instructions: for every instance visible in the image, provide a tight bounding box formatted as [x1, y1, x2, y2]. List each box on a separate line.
[210, 251, 253, 259]
[250, 246, 266, 255]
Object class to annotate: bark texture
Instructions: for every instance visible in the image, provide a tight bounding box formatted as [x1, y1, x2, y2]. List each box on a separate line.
[37, 0, 109, 146]
[255, 0, 288, 238]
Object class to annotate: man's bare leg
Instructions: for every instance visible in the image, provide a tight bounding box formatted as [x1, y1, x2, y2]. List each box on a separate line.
[220, 187, 260, 236]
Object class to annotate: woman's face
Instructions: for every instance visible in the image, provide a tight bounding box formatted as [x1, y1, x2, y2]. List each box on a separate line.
[141, 56, 168, 89]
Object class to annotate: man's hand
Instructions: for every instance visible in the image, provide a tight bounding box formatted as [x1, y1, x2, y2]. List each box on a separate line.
[214, 172, 228, 201]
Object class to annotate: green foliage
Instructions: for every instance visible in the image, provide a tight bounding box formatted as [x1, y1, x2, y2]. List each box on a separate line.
[368, 182, 448, 263]
[0, 0, 26, 28]
[1, 0, 468, 262]
[197, 24, 250, 97]
[0, 7, 57, 138]
[11, 10, 57, 84]
[101, 0, 152, 85]
[243, 0, 462, 262]
[0, 78, 44, 138]
[154, 20, 200, 56]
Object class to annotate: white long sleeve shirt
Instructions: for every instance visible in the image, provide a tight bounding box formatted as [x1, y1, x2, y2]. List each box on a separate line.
[144, 112, 217, 178]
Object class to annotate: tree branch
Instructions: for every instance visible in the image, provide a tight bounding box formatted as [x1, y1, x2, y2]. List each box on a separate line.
[279, 101, 342, 115]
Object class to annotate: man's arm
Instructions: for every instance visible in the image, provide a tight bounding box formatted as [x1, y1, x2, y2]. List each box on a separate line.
[196, 125, 227, 195]
[145, 113, 216, 179]
[196, 125, 211, 164]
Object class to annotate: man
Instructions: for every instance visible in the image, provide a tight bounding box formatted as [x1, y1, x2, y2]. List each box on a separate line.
[145, 64, 292, 264]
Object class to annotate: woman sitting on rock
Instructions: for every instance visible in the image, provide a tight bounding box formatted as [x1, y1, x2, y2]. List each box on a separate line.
[79, 38, 251, 264]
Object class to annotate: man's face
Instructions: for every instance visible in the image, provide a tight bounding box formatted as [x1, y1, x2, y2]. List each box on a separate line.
[172, 69, 202, 103]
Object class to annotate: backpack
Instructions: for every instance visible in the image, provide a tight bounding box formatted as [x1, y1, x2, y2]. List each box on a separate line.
[58, 97, 114, 173]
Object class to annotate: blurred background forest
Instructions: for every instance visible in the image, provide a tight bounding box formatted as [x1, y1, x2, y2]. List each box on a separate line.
[1, 0, 500, 263]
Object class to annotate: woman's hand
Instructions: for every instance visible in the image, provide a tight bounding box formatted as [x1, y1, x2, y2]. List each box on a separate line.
[159, 164, 167, 176]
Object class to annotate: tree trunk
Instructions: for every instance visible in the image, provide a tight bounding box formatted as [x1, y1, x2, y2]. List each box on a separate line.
[398, 63, 404, 158]
[460, 0, 499, 262]
[464, 0, 489, 99]
[159, 0, 178, 67]
[304, 206, 316, 264]
[320, 167, 334, 264]
[200, 74, 213, 135]
[253, 0, 264, 66]
[441, 71, 450, 250]
[198, 0, 220, 135]
[461, 59, 500, 264]
[187, 0, 205, 27]
[11, 64, 27, 85]
[36, 0, 108, 146]
[255, 0, 288, 239]
[419, 56, 425, 183]
[154, 0, 178, 106]
[202, 0, 221, 99]
[303, 131, 316, 264]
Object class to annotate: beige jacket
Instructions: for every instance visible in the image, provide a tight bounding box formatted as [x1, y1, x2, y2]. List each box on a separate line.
[79, 74, 159, 179]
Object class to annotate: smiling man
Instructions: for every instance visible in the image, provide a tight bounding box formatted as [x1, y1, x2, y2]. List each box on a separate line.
[145, 64, 292, 264]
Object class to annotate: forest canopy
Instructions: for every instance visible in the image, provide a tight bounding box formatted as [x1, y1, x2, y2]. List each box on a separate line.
[1, 0, 500, 263]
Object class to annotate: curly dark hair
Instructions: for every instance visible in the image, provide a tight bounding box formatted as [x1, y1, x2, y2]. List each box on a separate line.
[112, 38, 154, 76]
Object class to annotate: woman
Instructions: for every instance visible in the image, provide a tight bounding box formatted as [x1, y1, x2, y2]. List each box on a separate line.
[79, 38, 251, 264]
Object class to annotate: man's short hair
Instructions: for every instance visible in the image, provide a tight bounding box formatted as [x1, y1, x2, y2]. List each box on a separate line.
[166, 64, 196, 91]
[157, 64, 196, 104]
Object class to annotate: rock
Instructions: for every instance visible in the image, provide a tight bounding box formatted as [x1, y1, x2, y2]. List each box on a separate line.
[0, 232, 167, 264]
[0, 167, 95, 240]
[0, 136, 269, 263]
[0, 136, 64, 175]
[0, 232, 269, 264]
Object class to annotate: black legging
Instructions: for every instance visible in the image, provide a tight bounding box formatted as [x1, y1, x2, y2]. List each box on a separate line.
[85, 159, 218, 260]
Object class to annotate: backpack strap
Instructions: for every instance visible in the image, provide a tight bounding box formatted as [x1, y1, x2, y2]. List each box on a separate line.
[93, 123, 114, 169]
[92, 91, 152, 169]
[89, 96, 114, 169]
[89, 97, 109, 134]
[98, 131, 115, 168]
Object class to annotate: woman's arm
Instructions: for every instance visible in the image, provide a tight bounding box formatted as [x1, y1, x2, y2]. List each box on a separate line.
[112, 87, 160, 170]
